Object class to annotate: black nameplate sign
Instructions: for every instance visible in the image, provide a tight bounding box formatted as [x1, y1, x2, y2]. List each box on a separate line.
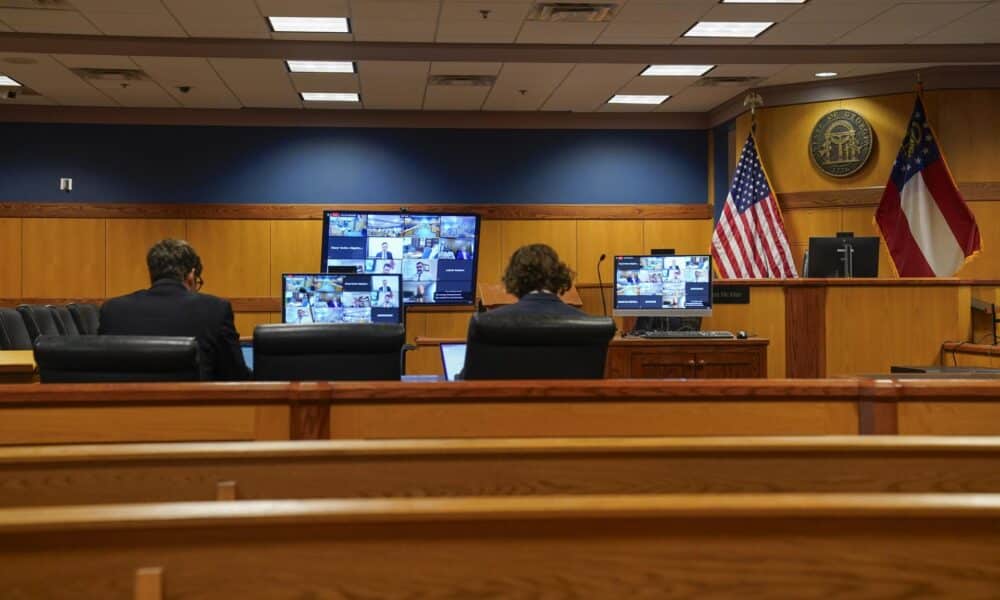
[713, 284, 750, 304]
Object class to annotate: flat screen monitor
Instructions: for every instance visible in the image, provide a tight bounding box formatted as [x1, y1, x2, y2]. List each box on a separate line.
[613, 254, 712, 317]
[805, 236, 879, 278]
[282, 273, 402, 325]
[321, 211, 480, 305]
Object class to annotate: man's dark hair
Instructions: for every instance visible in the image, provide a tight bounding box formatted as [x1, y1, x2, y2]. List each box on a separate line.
[502, 243, 574, 298]
[147, 239, 202, 284]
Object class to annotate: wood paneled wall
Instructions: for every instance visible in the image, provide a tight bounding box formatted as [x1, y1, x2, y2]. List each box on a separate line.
[735, 89, 1000, 279]
[0, 215, 711, 336]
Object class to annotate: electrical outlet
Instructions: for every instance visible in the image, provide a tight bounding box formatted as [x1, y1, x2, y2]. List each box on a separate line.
[59, 177, 73, 192]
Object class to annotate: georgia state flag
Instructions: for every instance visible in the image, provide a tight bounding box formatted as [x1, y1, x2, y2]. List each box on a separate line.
[875, 96, 981, 277]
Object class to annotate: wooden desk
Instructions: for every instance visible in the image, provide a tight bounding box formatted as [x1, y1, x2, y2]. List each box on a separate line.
[606, 336, 767, 379]
[0, 351, 36, 384]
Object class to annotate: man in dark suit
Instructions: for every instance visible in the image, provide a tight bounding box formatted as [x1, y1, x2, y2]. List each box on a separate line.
[99, 239, 249, 381]
[376, 241, 393, 260]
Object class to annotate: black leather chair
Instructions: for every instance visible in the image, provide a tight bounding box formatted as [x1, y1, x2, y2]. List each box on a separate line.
[253, 323, 406, 381]
[34, 335, 202, 383]
[462, 312, 616, 380]
[67, 303, 100, 335]
[16, 304, 62, 342]
[0, 308, 32, 350]
[47, 305, 80, 336]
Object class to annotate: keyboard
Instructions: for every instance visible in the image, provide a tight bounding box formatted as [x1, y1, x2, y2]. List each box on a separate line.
[638, 330, 735, 339]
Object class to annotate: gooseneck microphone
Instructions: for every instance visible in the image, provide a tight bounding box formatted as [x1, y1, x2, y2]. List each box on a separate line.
[597, 254, 608, 317]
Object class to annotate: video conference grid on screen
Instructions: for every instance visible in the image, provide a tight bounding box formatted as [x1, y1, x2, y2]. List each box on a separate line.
[282, 274, 402, 325]
[321, 211, 480, 305]
[614, 255, 712, 313]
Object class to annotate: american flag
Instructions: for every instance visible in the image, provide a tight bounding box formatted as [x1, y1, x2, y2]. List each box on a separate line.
[711, 134, 797, 279]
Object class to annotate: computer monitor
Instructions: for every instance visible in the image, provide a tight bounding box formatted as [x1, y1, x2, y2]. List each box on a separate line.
[805, 236, 879, 278]
[440, 343, 467, 382]
[281, 273, 402, 324]
[613, 255, 712, 317]
[320, 211, 481, 305]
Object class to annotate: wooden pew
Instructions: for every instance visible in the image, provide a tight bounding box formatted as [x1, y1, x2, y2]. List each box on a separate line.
[5, 436, 1000, 507]
[2, 494, 1000, 597]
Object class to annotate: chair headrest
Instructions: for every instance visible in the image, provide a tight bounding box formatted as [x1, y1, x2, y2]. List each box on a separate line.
[469, 312, 616, 345]
[34, 335, 199, 371]
[254, 323, 406, 355]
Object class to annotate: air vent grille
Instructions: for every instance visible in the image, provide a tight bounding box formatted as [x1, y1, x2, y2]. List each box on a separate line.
[428, 75, 497, 87]
[71, 68, 151, 83]
[527, 2, 619, 23]
[694, 76, 762, 87]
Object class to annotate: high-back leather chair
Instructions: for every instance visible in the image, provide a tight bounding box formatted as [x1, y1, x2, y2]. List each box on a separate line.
[47, 305, 80, 336]
[462, 312, 616, 380]
[67, 303, 100, 335]
[34, 335, 202, 383]
[253, 323, 406, 381]
[16, 304, 62, 343]
[0, 308, 32, 350]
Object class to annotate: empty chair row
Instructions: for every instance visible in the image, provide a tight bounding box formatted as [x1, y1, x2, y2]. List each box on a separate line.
[0, 304, 99, 349]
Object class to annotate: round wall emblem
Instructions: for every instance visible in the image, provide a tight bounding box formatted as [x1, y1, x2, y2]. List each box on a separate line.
[809, 109, 874, 178]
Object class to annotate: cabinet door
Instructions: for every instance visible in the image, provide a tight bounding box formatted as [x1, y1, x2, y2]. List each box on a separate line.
[628, 351, 697, 379]
[695, 350, 764, 379]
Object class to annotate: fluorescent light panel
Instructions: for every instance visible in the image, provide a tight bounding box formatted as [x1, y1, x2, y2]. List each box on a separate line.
[0, 75, 21, 87]
[684, 21, 774, 38]
[287, 60, 355, 73]
[301, 92, 360, 102]
[815, 71, 838, 78]
[642, 64, 715, 77]
[269, 16, 350, 33]
[608, 94, 669, 105]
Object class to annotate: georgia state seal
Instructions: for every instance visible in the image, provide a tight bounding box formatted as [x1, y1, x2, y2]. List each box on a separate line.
[809, 109, 874, 178]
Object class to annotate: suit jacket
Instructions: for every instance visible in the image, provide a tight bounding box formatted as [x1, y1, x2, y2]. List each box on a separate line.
[487, 291, 586, 318]
[98, 279, 249, 381]
[377, 250, 393, 260]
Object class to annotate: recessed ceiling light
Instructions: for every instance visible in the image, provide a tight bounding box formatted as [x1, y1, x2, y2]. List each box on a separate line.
[815, 71, 838, 78]
[684, 21, 774, 38]
[721, 0, 807, 4]
[287, 60, 355, 73]
[0, 75, 21, 87]
[268, 17, 350, 33]
[641, 65, 715, 77]
[608, 94, 670, 105]
[301, 92, 360, 102]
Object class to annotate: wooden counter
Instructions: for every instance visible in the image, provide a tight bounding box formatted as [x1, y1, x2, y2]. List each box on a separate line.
[0, 351, 36, 384]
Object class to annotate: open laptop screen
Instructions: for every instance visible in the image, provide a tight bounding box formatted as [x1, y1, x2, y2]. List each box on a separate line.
[440, 343, 467, 382]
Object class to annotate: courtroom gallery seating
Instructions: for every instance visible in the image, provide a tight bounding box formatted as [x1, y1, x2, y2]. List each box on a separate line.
[33, 335, 201, 383]
[0, 308, 32, 350]
[46, 305, 80, 336]
[67, 302, 100, 335]
[463, 312, 616, 379]
[253, 323, 406, 381]
[15, 304, 62, 342]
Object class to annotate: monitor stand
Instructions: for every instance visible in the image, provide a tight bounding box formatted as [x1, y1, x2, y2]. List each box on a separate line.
[634, 317, 702, 334]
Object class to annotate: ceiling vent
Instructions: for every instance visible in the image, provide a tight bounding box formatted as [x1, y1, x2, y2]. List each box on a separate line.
[527, 2, 619, 23]
[428, 74, 497, 87]
[71, 68, 151, 83]
[0, 0, 73, 9]
[694, 76, 762, 87]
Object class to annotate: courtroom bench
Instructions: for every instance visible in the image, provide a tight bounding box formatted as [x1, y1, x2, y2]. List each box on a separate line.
[4, 436, 1000, 507]
[2, 494, 1000, 597]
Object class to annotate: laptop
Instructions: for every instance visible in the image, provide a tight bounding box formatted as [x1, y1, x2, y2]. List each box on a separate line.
[439, 343, 467, 382]
[240, 342, 254, 373]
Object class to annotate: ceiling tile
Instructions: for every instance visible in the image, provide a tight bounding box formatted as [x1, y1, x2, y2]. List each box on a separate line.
[0, 53, 115, 106]
[482, 62, 573, 111]
[516, 21, 607, 44]
[785, 0, 898, 24]
[81, 11, 187, 37]
[436, 0, 531, 43]
[543, 64, 643, 112]
[755, 21, 858, 45]
[654, 85, 741, 112]
[0, 8, 100, 34]
[917, 3, 1000, 44]
[289, 71, 360, 93]
[429, 62, 501, 75]
[615, 76, 698, 96]
[836, 2, 987, 44]
[701, 3, 806, 22]
[164, 0, 270, 37]
[89, 79, 181, 108]
[350, 0, 440, 42]
[52, 55, 139, 69]
[423, 85, 490, 110]
[357, 60, 429, 109]
[210, 58, 302, 108]
[256, 0, 350, 15]
[132, 57, 243, 108]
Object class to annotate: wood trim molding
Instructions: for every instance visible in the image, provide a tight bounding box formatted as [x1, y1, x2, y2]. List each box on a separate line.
[0, 202, 712, 221]
[779, 182, 1000, 209]
[0, 297, 476, 313]
[785, 286, 826, 378]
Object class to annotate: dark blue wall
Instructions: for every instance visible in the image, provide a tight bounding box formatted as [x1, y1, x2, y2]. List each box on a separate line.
[2, 123, 708, 205]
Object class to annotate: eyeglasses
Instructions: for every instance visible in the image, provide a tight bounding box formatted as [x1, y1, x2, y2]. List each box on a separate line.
[194, 276, 205, 291]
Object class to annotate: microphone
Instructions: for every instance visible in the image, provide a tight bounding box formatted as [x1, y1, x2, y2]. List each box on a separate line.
[597, 254, 608, 317]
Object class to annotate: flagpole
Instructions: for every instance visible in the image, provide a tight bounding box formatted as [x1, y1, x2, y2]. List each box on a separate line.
[743, 91, 763, 137]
